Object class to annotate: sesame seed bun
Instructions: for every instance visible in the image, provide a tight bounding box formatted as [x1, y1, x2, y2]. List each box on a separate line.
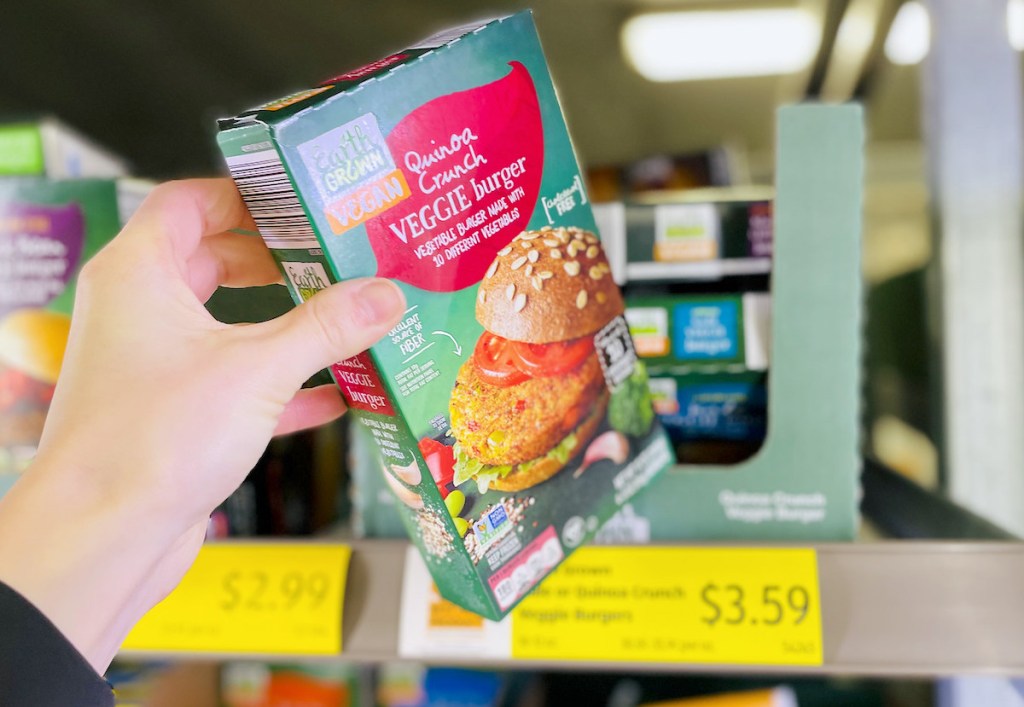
[475, 227, 624, 344]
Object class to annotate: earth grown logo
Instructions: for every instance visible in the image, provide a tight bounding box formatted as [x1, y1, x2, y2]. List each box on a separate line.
[297, 113, 411, 234]
[282, 262, 330, 301]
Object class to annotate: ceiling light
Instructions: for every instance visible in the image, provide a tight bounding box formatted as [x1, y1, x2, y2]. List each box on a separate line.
[884, 1, 929, 65]
[1009, 0, 1024, 51]
[621, 9, 821, 82]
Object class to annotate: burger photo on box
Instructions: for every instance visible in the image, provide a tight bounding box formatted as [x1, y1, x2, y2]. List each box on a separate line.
[448, 226, 648, 495]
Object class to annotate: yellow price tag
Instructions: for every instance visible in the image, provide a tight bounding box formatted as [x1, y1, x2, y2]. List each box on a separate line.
[511, 547, 822, 666]
[122, 544, 350, 655]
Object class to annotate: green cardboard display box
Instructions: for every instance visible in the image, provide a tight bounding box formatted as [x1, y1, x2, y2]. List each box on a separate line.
[629, 105, 863, 540]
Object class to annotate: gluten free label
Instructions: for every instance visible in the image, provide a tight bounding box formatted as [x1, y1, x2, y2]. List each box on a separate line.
[511, 547, 822, 666]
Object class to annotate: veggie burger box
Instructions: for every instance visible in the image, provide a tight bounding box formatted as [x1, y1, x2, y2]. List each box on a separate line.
[218, 12, 673, 619]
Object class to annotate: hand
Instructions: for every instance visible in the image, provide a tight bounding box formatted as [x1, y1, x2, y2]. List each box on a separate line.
[0, 179, 405, 672]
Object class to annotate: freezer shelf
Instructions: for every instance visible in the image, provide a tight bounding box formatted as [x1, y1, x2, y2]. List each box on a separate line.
[122, 539, 1024, 676]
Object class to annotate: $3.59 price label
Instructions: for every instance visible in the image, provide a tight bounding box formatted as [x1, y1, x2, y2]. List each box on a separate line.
[699, 582, 812, 628]
[122, 544, 350, 655]
[511, 547, 822, 666]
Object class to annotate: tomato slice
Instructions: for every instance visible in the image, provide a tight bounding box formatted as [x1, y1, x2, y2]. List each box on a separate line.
[512, 337, 594, 376]
[418, 437, 456, 487]
[472, 333, 529, 386]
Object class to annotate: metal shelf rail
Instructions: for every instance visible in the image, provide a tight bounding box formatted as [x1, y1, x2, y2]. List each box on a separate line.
[338, 539, 1024, 676]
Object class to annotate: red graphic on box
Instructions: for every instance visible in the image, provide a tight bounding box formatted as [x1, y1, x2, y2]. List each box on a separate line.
[323, 53, 411, 84]
[488, 525, 562, 610]
[330, 352, 396, 416]
[366, 62, 544, 292]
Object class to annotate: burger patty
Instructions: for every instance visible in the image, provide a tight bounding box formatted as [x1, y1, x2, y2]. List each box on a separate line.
[450, 353, 606, 466]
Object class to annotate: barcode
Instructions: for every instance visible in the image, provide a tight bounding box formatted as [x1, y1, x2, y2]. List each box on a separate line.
[226, 150, 320, 250]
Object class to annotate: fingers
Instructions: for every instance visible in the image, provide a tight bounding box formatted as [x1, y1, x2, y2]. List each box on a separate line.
[274, 386, 347, 436]
[252, 277, 406, 390]
[122, 179, 257, 266]
[186, 231, 284, 302]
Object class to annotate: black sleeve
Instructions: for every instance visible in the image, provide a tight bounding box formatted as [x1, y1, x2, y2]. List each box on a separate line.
[0, 581, 114, 706]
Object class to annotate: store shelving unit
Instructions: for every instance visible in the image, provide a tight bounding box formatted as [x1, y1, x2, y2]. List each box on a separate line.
[355, 539, 1024, 676]
[121, 533, 1024, 676]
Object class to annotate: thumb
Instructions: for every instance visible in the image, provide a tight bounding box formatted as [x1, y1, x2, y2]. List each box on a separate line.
[254, 277, 406, 389]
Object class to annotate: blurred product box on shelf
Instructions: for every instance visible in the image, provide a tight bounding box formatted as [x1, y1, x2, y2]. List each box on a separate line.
[642, 687, 797, 707]
[651, 370, 767, 440]
[585, 145, 746, 203]
[600, 189, 773, 265]
[207, 430, 343, 539]
[376, 664, 516, 707]
[218, 12, 672, 619]
[221, 662, 368, 707]
[0, 178, 145, 488]
[0, 119, 127, 179]
[626, 293, 771, 370]
[205, 285, 344, 538]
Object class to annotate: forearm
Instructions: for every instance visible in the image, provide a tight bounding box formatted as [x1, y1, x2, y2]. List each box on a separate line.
[0, 452, 188, 673]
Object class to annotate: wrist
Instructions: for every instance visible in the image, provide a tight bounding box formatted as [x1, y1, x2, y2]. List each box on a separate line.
[0, 452, 188, 672]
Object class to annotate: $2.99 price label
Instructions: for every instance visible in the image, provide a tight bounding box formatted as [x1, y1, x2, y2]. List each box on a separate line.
[511, 547, 822, 666]
[123, 544, 350, 655]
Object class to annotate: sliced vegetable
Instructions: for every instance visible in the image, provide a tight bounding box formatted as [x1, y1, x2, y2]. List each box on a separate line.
[472, 333, 529, 386]
[471, 332, 594, 387]
[418, 437, 456, 491]
[511, 337, 593, 376]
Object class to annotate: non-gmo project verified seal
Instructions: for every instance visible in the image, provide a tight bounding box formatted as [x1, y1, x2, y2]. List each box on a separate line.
[473, 504, 511, 548]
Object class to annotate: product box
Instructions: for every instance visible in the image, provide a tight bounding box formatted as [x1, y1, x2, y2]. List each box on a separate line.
[621, 190, 773, 264]
[218, 12, 673, 619]
[221, 662, 368, 707]
[649, 369, 768, 465]
[650, 370, 767, 442]
[0, 120, 127, 179]
[625, 293, 771, 369]
[0, 179, 128, 483]
[642, 687, 797, 707]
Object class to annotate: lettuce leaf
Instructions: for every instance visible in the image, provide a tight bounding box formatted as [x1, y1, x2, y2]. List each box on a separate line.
[452, 430, 579, 495]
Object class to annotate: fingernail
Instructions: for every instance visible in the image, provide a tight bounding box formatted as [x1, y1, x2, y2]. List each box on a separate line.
[352, 279, 405, 326]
